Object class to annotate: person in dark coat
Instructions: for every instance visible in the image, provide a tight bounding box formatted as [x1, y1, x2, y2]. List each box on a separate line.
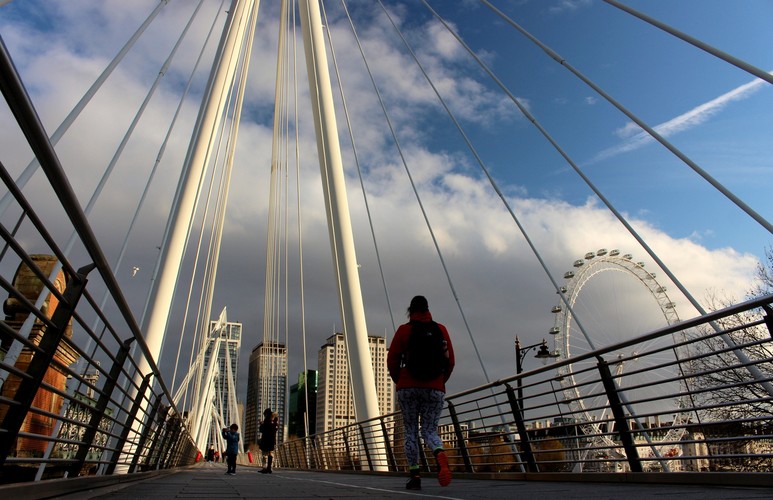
[222, 423, 240, 475]
[258, 408, 279, 473]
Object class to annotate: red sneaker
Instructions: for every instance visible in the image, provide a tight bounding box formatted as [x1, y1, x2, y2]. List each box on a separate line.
[436, 451, 452, 487]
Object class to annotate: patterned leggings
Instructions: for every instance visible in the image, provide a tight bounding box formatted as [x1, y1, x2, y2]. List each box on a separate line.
[397, 388, 445, 467]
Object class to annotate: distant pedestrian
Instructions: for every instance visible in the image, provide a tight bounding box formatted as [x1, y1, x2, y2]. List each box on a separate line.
[206, 445, 215, 462]
[387, 295, 455, 490]
[222, 423, 240, 475]
[259, 408, 279, 474]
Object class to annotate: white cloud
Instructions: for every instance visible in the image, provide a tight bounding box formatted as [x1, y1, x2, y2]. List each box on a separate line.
[549, 0, 593, 15]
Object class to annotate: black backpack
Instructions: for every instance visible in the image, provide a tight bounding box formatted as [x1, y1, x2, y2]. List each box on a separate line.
[403, 320, 448, 380]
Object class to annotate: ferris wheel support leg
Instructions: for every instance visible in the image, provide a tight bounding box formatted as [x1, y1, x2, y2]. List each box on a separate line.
[597, 356, 643, 473]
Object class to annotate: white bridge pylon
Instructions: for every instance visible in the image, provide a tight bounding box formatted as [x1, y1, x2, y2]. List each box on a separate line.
[297, 0, 386, 469]
[137, 0, 384, 465]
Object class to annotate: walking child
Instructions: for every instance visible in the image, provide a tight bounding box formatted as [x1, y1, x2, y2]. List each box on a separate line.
[222, 423, 240, 475]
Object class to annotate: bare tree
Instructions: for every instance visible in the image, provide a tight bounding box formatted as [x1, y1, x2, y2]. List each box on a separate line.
[750, 246, 773, 298]
[681, 247, 773, 471]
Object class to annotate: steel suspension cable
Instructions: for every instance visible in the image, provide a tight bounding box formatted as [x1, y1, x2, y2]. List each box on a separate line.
[287, 0, 312, 440]
[180, 97, 232, 421]
[262, 0, 294, 428]
[387, 1, 603, 355]
[304, 0, 349, 349]
[421, 0, 773, 396]
[182, 1, 259, 428]
[412, 0, 605, 349]
[478, 0, 771, 235]
[324, 0, 397, 336]
[164, 0, 229, 394]
[604, 0, 773, 86]
[340, 0, 493, 386]
[0, 1, 205, 383]
[298, 0, 354, 413]
[39, 0, 214, 474]
[0, 0, 170, 217]
[186, 29, 253, 431]
[43, 2, 217, 468]
[180, 120, 225, 431]
[372, 3, 540, 468]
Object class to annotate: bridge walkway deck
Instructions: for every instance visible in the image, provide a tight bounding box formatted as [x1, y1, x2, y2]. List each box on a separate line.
[34, 462, 771, 499]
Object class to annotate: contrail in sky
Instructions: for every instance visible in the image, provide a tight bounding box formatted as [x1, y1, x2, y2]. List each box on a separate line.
[588, 71, 772, 164]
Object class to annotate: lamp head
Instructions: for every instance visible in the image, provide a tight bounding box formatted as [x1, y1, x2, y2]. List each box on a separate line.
[535, 340, 560, 364]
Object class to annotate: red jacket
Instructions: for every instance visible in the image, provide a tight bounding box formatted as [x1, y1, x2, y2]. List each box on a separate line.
[387, 311, 455, 392]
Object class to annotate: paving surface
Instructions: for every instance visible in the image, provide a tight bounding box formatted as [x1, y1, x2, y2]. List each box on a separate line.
[54, 462, 773, 499]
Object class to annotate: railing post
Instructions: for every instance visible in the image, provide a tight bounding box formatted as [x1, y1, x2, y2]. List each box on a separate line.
[597, 356, 643, 472]
[505, 382, 539, 472]
[68, 337, 134, 477]
[447, 400, 474, 472]
[291, 440, 299, 468]
[762, 304, 773, 338]
[125, 393, 159, 472]
[166, 423, 185, 468]
[154, 417, 173, 470]
[108, 373, 153, 474]
[158, 416, 181, 469]
[310, 435, 321, 469]
[162, 425, 180, 469]
[278, 443, 287, 468]
[340, 429, 352, 470]
[290, 440, 299, 468]
[314, 435, 324, 469]
[379, 417, 397, 471]
[176, 436, 192, 467]
[358, 423, 373, 471]
[0, 263, 94, 466]
[135, 400, 168, 472]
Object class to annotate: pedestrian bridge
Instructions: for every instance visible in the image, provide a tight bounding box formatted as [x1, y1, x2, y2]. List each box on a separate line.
[1, 0, 772, 496]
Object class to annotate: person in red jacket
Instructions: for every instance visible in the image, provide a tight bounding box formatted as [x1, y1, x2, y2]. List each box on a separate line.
[387, 295, 455, 490]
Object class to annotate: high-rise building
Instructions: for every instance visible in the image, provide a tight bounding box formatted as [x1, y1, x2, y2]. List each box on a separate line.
[203, 319, 242, 444]
[288, 370, 318, 439]
[316, 333, 393, 435]
[245, 347, 260, 447]
[244, 341, 287, 450]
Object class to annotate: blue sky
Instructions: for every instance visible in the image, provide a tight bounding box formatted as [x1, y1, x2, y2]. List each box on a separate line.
[0, 0, 770, 400]
[376, 0, 773, 254]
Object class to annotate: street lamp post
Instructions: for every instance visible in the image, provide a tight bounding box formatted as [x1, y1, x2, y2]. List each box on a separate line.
[514, 337, 559, 418]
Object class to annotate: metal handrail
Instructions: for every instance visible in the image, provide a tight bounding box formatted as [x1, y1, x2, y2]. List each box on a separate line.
[278, 294, 773, 475]
[0, 34, 198, 483]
